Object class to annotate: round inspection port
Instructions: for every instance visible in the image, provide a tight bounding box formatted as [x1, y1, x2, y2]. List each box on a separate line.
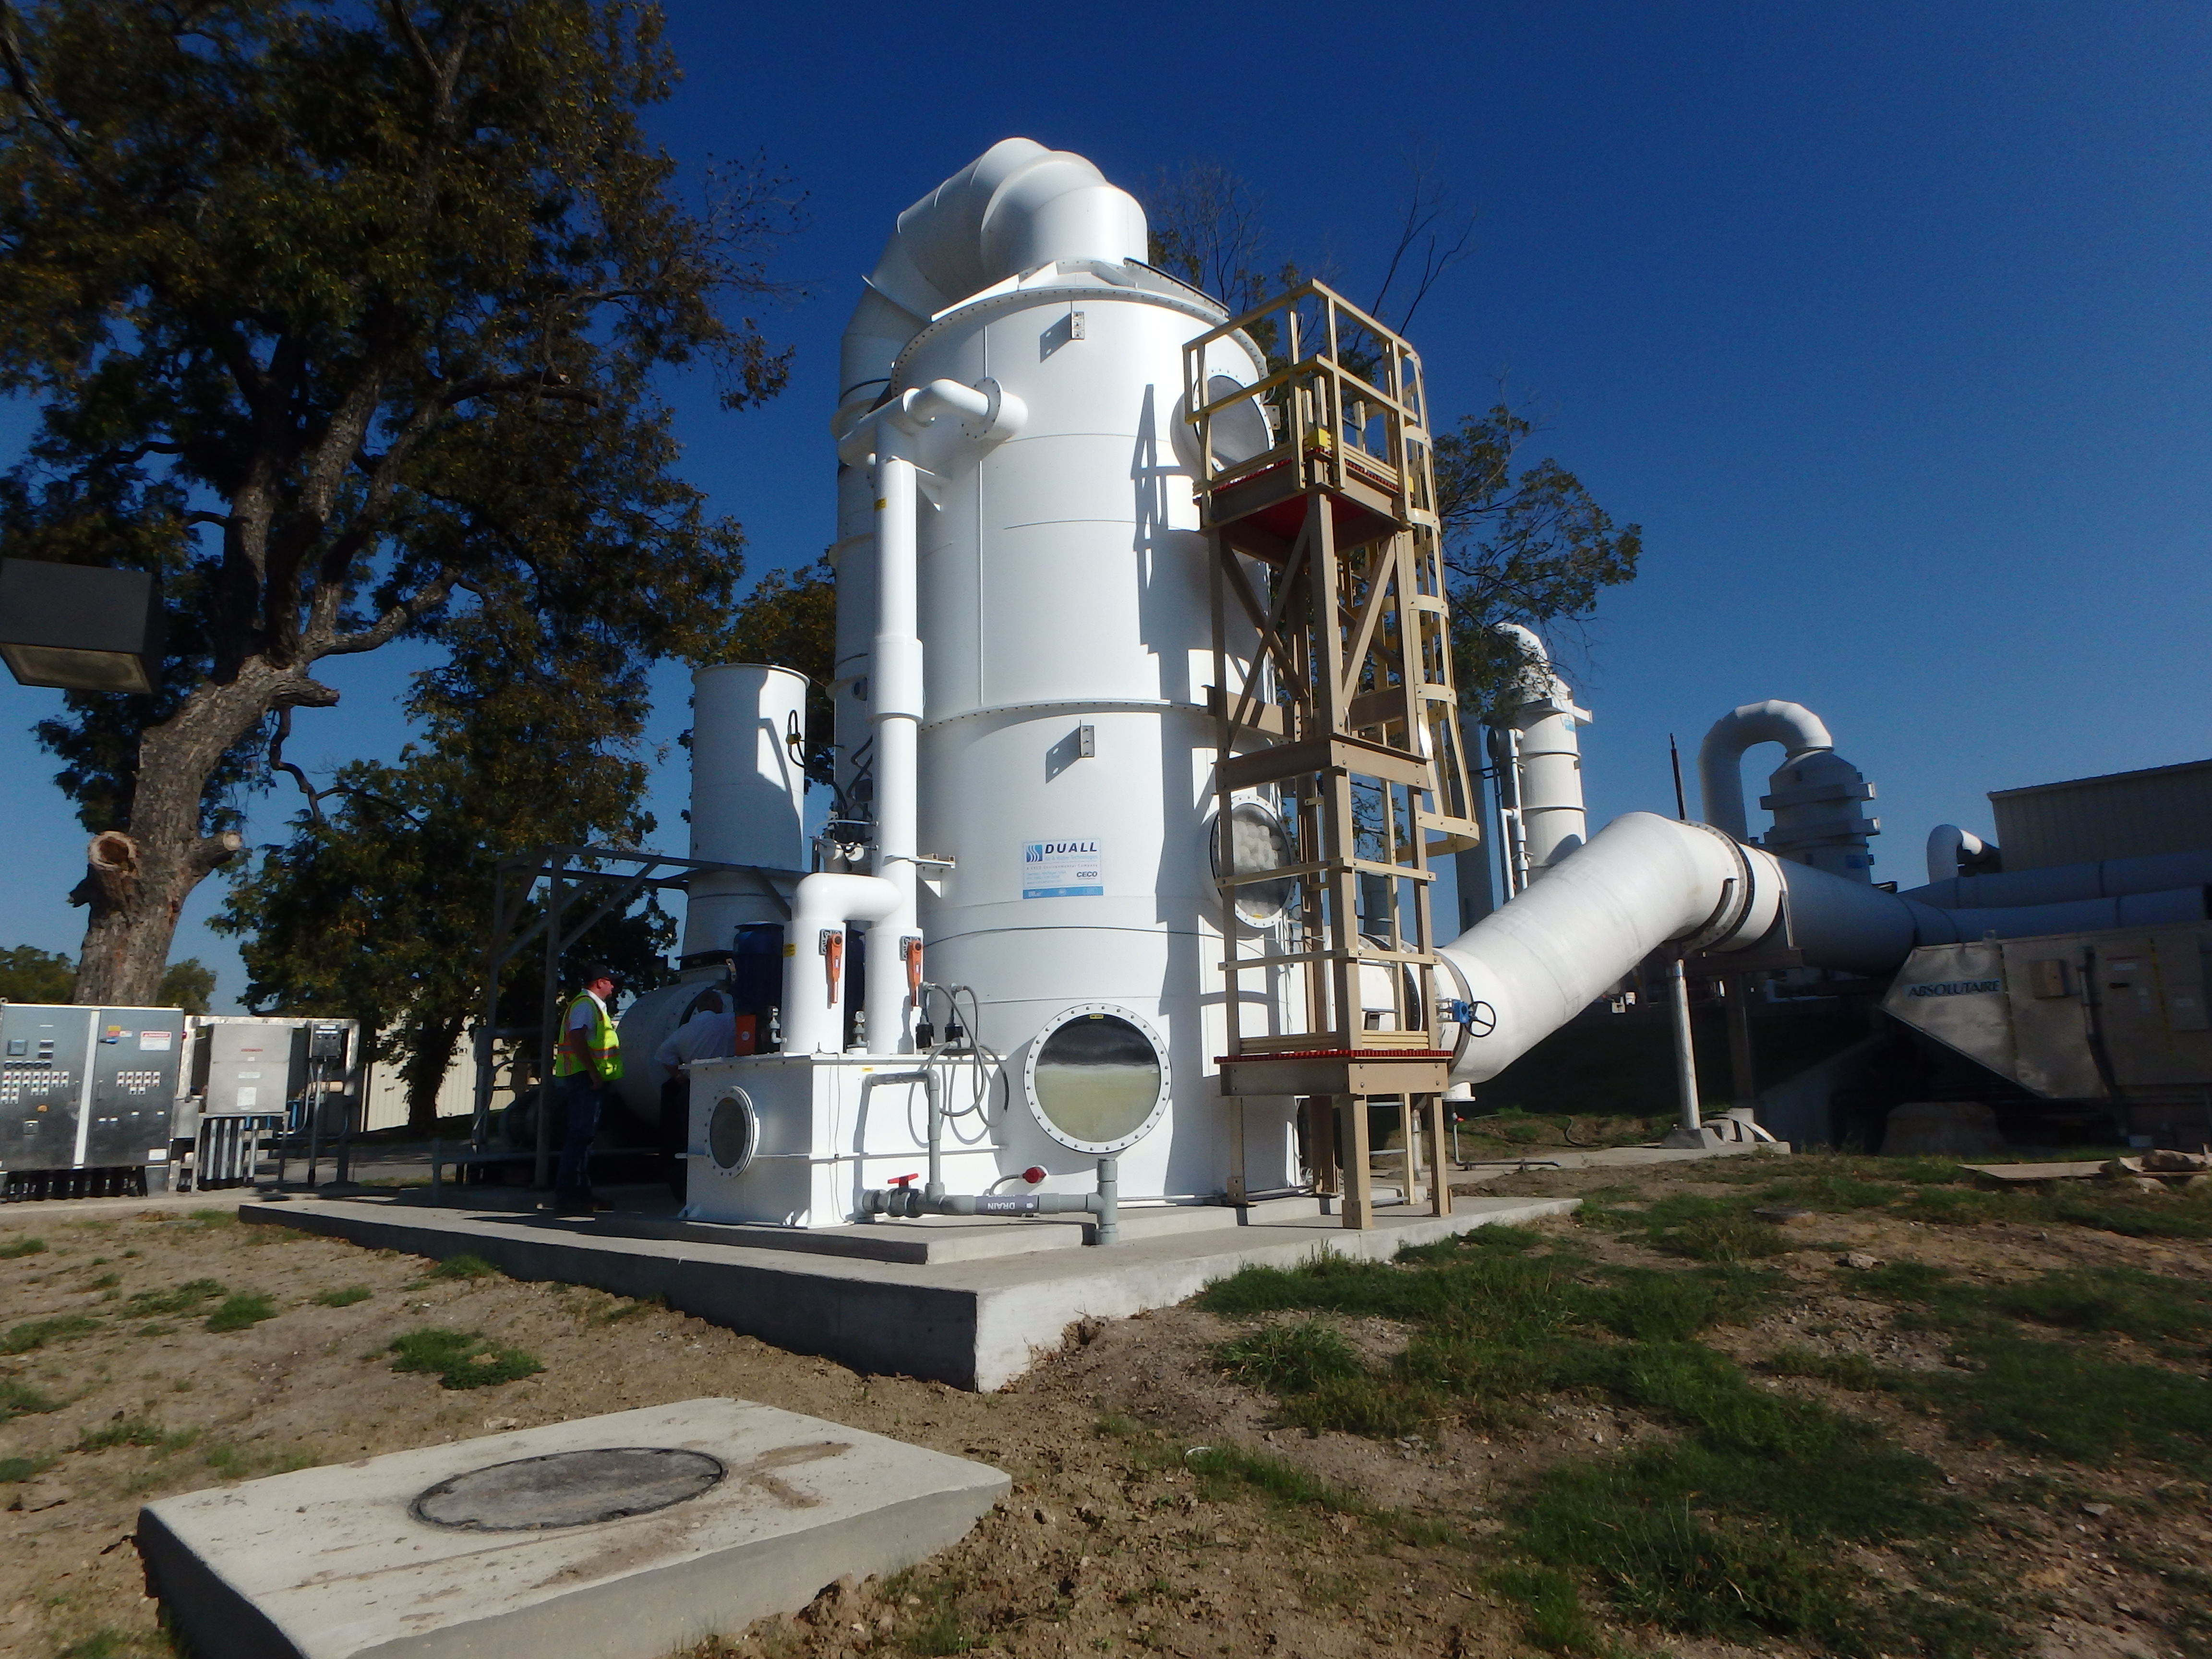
[410, 1447, 725, 1532]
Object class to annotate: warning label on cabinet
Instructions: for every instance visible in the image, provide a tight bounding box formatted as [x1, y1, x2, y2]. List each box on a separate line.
[1022, 838, 1104, 899]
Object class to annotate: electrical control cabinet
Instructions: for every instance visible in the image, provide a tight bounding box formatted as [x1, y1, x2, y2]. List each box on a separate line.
[0, 1003, 185, 1176]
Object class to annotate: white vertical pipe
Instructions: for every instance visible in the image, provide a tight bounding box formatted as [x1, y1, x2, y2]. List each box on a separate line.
[867, 449, 924, 1055]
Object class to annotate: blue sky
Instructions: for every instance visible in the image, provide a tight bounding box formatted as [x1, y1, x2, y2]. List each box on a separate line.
[3, 1, 2207, 1007]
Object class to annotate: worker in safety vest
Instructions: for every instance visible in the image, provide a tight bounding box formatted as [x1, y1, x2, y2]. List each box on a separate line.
[552, 963, 621, 1213]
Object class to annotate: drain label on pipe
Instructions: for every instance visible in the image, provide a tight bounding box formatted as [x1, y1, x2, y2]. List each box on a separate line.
[1023, 838, 1105, 899]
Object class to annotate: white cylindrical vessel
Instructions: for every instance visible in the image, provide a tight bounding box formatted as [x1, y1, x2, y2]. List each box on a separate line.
[857, 264, 1287, 1203]
[685, 663, 808, 956]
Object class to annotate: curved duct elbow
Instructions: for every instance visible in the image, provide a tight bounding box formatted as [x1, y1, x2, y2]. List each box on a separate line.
[1698, 699, 1878, 882]
[1696, 700, 1834, 840]
[1926, 824, 2000, 885]
[839, 139, 1147, 418]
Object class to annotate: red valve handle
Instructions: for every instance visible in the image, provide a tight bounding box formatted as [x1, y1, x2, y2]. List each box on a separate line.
[886, 1173, 919, 1190]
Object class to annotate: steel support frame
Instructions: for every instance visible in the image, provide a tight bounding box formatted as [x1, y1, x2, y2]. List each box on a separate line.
[469, 844, 800, 1188]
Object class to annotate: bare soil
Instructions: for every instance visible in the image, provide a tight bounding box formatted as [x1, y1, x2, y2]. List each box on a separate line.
[0, 1154, 2206, 1659]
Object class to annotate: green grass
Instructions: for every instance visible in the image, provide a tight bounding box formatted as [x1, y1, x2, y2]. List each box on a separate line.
[77, 1417, 195, 1454]
[313, 1285, 372, 1308]
[1490, 1563, 1606, 1654]
[0, 1235, 47, 1259]
[0, 1454, 55, 1482]
[0, 1312, 98, 1354]
[187, 1207, 236, 1226]
[1580, 1193, 1794, 1261]
[423, 1252, 501, 1281]
[0, 1378, 60, 1419]
[388, 1326, 543, 1389]
[1202, 1225, 2017, 1656]
[126, 1277, 226, 1316]
[204, 1292, 277, 1332]
[1827, 1260, 2212, 1472]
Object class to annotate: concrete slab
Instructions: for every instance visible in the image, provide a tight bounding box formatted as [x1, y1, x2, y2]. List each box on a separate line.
[241, 1192, 1580, 1390]
[138, 1396, 1008, 1659]
[1450, 1141, 1791, 1178]
[1962, 1160, 2120, 1184]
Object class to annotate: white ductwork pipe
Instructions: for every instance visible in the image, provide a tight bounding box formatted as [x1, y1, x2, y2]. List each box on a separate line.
[794, 376, 1028, 1057]
[1435, 810, 2211, 1086]
[1925, 824, 1997, 885]
[1491, 625, 1590, 887]
[838, 139, 1146, 425]
[1906, 848, 2212, 910]
[1698, 700, 1879, 881]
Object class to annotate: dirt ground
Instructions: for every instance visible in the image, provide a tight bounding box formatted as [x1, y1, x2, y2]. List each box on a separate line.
[1, 1152, 2208, 1659]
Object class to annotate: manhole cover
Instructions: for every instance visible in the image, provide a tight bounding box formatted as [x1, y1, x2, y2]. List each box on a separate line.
[410, 1447, 725, 1531]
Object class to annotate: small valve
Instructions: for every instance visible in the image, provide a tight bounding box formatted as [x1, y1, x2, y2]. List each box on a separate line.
[1020, 1166, 1047, 1185]
[886, 1173, 919, 1190]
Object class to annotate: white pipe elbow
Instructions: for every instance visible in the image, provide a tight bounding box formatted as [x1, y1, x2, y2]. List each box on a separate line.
[781, 873, 901, 1054]
[1696, 699, 1837, 840]
[1925, 824, 1989, 885]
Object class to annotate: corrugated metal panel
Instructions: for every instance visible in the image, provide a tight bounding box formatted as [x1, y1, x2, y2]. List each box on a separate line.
[1990, 758, 2212, 871]
[360, 1047, 517, 1131]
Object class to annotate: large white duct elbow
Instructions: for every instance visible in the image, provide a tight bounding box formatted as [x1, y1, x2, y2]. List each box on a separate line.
[1697, 700, 1834, 840]
[1698, 699, 1879, 881]
[1438, 813, 1782, 1082]
[838, 139, 1147, 419]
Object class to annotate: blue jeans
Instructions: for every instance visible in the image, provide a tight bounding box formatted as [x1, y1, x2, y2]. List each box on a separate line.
[553, 1072, 602, 1209]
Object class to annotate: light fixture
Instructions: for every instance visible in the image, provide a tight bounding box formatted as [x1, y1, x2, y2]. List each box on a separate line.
[0, 559, 165, 694]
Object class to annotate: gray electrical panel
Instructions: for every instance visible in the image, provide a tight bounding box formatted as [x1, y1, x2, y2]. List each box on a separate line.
[195, 1019, 307, 1116]
[0, 1003, 186, 1185]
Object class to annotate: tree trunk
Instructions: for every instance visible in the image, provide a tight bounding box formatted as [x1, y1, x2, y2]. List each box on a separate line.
[404, 1009, 467, 1134]
[71, 661, 335, 1007]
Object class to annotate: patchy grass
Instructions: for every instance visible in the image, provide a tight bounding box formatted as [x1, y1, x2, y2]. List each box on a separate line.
[0, 1235, 47, 1259]
[422, 1253, 501, 1282]
[0, 1378, 60, 1419]
[186, 1208, 236, 1228]
[204, 1293, 277, 1333]
[387, 1326, 543, 1389]
[312, 1285, 372, 1308]
[1582, 1193, 1794, 1261]
[1202, 1221, 2022, 1656]
[77, 1418, 195, 1455]
[1, 1312, 99, 1354]
[125, 1278, 226, 1317]
[0, 1454, 56, 1483]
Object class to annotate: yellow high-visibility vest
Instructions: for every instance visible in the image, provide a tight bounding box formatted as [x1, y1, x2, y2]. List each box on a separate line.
[552, 989, 622, 1082]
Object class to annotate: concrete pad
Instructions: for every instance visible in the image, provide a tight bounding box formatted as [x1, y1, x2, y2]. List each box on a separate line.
[241, 1193, 1579, 1390]
[138, 1397, 1008, 1659]
[1962, 1160, 2119, 1184]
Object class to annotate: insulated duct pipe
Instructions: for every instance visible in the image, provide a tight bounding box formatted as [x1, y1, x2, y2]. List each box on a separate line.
[1434, 810, 2212, 1086]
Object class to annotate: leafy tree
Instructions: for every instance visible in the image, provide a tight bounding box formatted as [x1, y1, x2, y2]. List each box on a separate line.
[0, 944, 73, 1002]
[157, 957, 215, 1014]
[1140, 163, 1638, 713]
[0, 943, 213, 1009]
[215, 619, 675, 1130]
[0, 0, 794, 1006]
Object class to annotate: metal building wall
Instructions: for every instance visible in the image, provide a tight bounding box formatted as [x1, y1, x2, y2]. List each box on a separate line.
[1990, 758, 2212, 871]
